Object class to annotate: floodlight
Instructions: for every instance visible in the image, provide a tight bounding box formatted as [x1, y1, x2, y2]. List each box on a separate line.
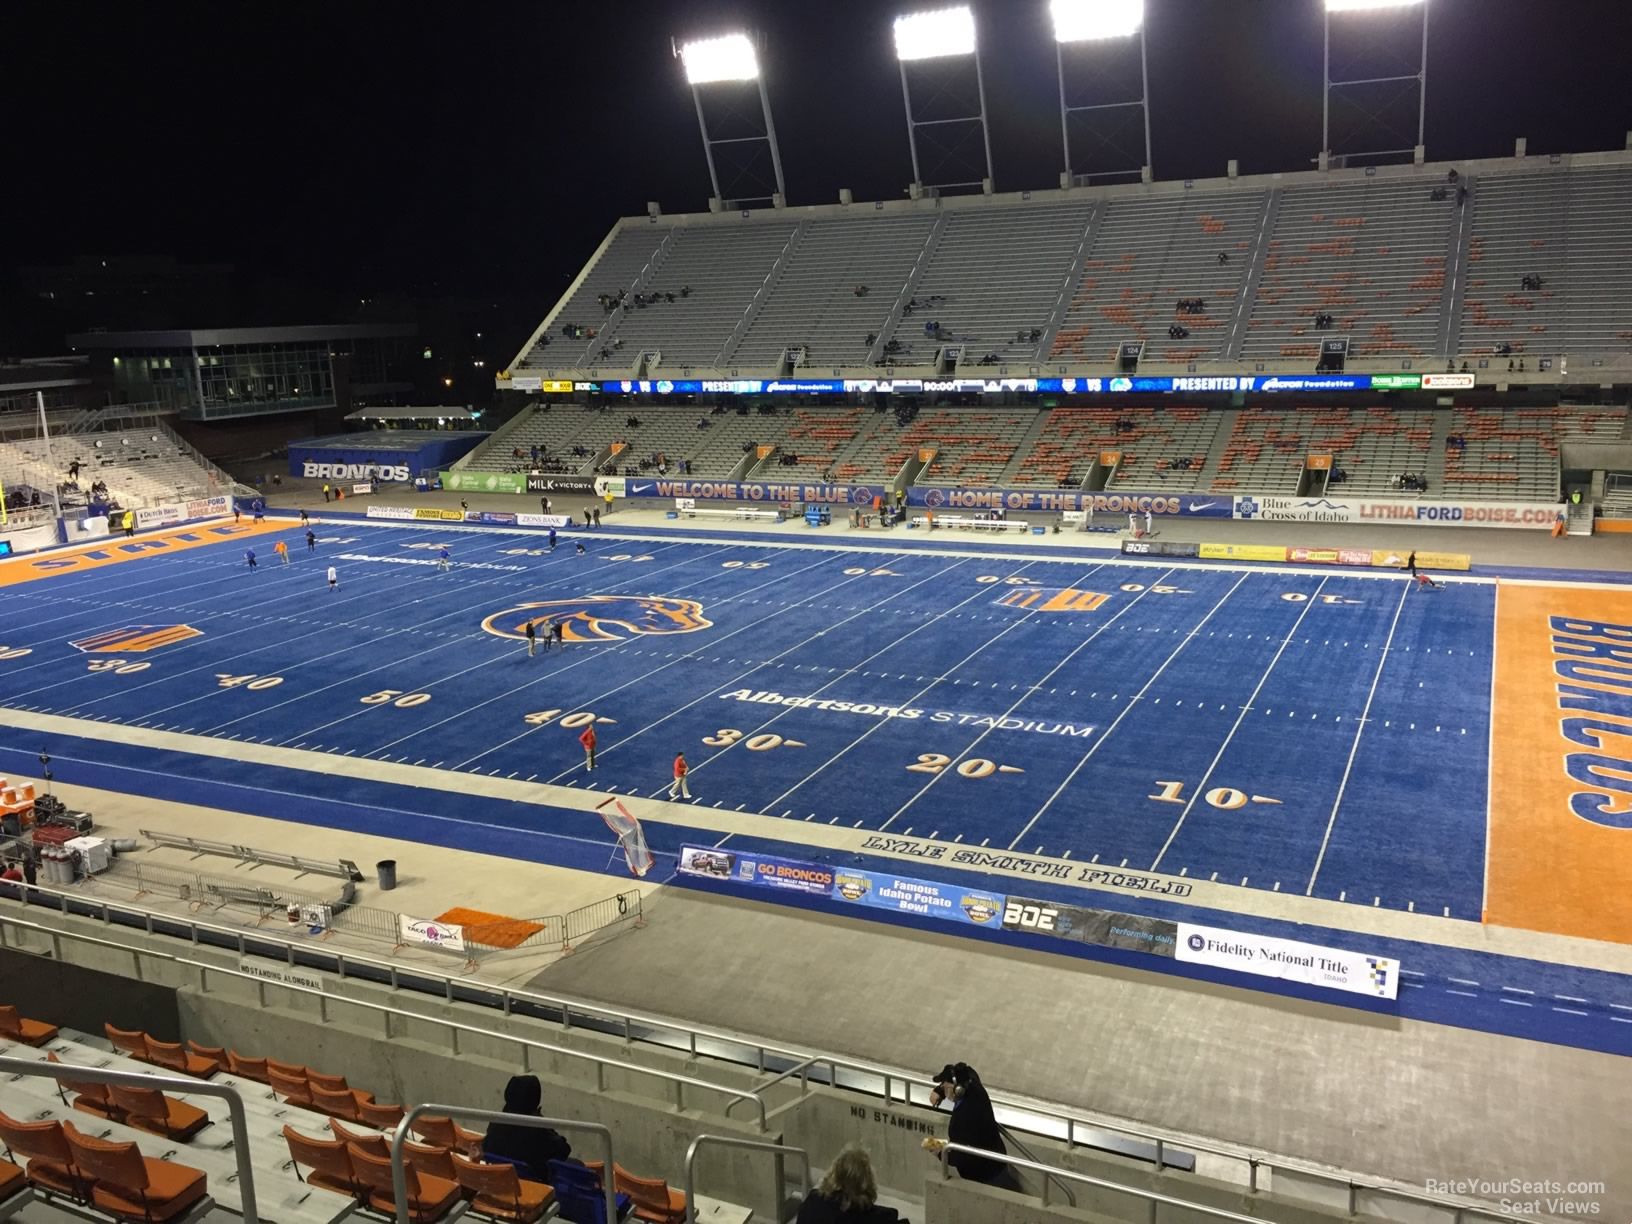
[1050, 0, 1143, 42]
[679, 33, 759, 84]
[1325, 0, 1423, 10]
[893, 6, 976, 61]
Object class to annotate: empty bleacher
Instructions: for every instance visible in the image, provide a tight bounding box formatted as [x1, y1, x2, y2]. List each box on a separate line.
[2, 427, 223, 510]
[1306, 407, 1436, 496]
[1241, 177, 1456, 363]
[880, 203, 1092, 367]
[728, 215, 938, 369]
[593, 222, 801, 369]
[1444, 403, 1625, 500]
[1208, 410, 1310, 494]
[767, 406, 867, 480]
[1051, 190, 1266, 364]
[515, 228, 667, 372]
[1009, 405, 1219, 491]
[1457, 165, 1632, 359]
[829, 408, 1033, 486]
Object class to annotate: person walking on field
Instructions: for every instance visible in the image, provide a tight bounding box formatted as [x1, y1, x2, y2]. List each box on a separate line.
[274, 539, 289, 565]
[579, 724, 597, 772]
[668, 751, 691, 800]
[1406, 550, 1417, 577]
[245, 548, 257, 572]
[306, 528, 316, 552]
[438, 546, 451, 572]
[323, 483, 331, 503]
[327, 564, 338, 592]
[551, 619, 564, 648]
[548, 526, 557, 551]
[525, 620, 537, 657]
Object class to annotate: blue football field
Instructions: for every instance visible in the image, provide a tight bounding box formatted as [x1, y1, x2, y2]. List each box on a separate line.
[0, 518, 1491, 920]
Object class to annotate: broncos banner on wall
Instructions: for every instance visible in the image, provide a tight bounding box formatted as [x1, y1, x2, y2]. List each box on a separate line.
[622, 479, 886, 505]
[909, 487, 1234, 517]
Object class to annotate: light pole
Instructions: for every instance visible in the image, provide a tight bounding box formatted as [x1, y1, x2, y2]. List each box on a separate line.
[1322, 0, 1430, 168]
[676, 32, 787, 208]
[1051, 0, 1151, 185]
[893, 6, 994, 195]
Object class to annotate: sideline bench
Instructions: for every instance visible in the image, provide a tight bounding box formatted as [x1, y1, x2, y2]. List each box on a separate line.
[679, 506, 784, 522]
[911, 515, 1032, 532]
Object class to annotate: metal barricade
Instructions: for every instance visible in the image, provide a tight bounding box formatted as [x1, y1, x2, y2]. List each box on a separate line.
[391, 1105, 614, 1224]
[683, 1134, 809, 1224]
[0, 1054, 258, 1224]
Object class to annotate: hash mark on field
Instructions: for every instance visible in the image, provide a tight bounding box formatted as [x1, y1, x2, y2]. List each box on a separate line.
[953, 834, 963, 842]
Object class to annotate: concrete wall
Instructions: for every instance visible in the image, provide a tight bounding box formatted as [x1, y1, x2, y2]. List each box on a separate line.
[0, 946, 178, 1039]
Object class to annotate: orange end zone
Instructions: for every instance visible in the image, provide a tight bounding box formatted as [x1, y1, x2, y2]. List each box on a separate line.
[1487, 582, 1632, 943]
[0, 520, 292, 588]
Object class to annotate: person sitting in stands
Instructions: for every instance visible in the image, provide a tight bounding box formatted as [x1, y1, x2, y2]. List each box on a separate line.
[796, 1144, 900, 1223]
[483, 1075, 575, 1177]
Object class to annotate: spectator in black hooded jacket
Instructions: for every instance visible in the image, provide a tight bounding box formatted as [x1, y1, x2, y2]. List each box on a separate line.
[482, 1074, 573, 1176]
[924, 1063, 1020, 1191]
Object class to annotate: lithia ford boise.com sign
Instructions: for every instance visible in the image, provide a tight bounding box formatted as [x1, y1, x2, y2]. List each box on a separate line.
[1233, 495, 1557, 530]
[1175, 922, 1398, 999]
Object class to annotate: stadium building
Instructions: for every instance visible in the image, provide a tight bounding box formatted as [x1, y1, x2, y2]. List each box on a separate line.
[0, 5, 1628, 1224]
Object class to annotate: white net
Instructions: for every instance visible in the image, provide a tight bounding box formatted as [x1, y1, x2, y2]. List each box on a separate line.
[596, 797, 653, 877]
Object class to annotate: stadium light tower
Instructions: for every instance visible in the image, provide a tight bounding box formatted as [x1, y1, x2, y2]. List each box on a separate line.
[676, 32, 787, 208]
[893, 6, 995, 195]
[1322, 0, 1430, 168]
[1050, 0, 1151, 185]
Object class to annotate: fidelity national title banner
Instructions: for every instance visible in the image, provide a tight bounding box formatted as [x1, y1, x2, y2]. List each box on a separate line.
[1176, 923, 1399, 999]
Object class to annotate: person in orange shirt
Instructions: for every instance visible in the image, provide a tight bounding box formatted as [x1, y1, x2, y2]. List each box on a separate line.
[668, 751, 691, 800]
[579, 724, 597, 772]
[274, 539, 290, 565]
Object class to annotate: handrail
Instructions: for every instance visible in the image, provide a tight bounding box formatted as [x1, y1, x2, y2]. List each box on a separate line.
[0, 1053, 257, 1224]
[0, 910, 769, 1130]
[390, 1104, 614, 1224]
[683, 1134, 809, 1224]
[0, 886, 1536, 1224]
[996, 1124, 1076, 1209]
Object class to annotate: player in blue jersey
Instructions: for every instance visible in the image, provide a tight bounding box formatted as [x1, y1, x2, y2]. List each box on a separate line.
[438, 546, 451, 572]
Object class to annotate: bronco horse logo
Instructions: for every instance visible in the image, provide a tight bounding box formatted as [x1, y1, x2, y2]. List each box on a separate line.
[481, 595, 712, 644]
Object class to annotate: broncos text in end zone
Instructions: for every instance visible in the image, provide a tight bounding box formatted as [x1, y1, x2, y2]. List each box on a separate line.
[1550, 616, 1632, 829]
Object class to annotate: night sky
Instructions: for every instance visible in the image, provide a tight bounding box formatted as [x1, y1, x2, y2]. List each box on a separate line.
[5, 0, 1629, 338]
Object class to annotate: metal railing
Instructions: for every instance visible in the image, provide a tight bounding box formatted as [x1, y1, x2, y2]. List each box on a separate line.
[0, 1054, 254, 1224]
[138, 828, 362, 882]
[684, 1134, 808, 1224]
[0, 885, 1538, 1224]
[390, 1105, 614, 1224]
[0, 909, 770, 1131]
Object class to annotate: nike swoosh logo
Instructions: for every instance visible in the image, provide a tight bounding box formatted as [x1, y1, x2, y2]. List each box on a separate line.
[1185, 501, 1216, 511]
[632, 484, 653, 494]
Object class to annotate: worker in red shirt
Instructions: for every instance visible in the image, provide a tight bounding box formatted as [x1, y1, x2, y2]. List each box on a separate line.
[668, 751, 691, 800]
[579, 724, 597, 772]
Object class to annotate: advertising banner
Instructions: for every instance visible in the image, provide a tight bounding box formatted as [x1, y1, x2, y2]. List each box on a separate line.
[1121, 540, 1202, 558]
[1175, 922, 1399, 1000]
[625, 479, 881, 506]
[291, 452, 414, 482]
[1198, 542, 1289, 562]
[443, 471, 527, 495]
[397, 914, 467, 955]
[366, 506, 416, 521]
[184, 496, 231, 520]
[350, 483, 375, 495]
[414, 508, 466, 522]
[569, 374, 1400, 396]
[999, 896, 1178, 957]
[1233, 495, 1556, 530]
[510, 376, 543, 391]
[527, 476, 600, 495]
[831, 869, 1005, 927]
[135, 504, 185, 529]
[1365, 548, 1472, 572]
[515, 513, 575, 528]
[475, 511, 518, 526]
[677, 845, 834, 897]
[910, 487, 1233, 517]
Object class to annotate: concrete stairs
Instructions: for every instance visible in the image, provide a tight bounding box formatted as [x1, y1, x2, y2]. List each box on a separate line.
[995, 409, 1056, 485]
[1190, 408, 1241, 491]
